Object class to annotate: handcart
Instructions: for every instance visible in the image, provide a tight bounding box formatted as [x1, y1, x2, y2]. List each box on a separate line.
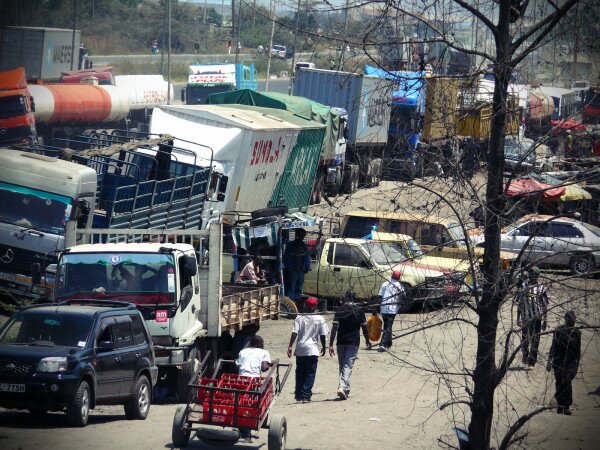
[172, 358, 292, 449]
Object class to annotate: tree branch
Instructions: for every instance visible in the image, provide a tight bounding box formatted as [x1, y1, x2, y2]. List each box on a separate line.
[498, 406, 554, 450]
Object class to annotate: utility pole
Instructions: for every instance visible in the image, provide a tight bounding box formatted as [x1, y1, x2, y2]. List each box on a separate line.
[203, 0, 207, 23]
[234, 0, 240, 64]
[232, 0, 237, 63]
[572, 2, 579, 83]
[70, 0, 78, 70]
[265, 0, 276, 92]
[167, 0, 172, 105]
[289, 0, 301, 94]
[338, 0, 350, 71]
[161, 0, 167, 75]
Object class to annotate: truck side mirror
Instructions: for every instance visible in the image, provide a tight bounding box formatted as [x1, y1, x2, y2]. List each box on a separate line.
[218, 176, 229, 194]
[76, 199, 91, 228]
[31, 263, 42, 285]
[184, 255, 197, 277]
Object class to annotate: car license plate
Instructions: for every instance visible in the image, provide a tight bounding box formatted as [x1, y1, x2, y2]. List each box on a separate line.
[0, 383, 25, 393]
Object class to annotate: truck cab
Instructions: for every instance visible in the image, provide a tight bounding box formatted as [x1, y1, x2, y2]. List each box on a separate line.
[183, 63, 257, 105]
[0, 67, 37, 145]
[0, 150, 96, 298]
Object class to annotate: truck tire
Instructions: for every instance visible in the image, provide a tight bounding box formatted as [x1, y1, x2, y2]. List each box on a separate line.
[124, 375, 151, 420]
[177, 351, 196, 403]
[279, 297, 299, 319]
[268, 414, 287, 450]
[251, 206, 289, 219]
[172, 405, 191, 447]
[364, 158, 382, 187]
[66, 380, 91, 427]
[341, 163, 359, 194]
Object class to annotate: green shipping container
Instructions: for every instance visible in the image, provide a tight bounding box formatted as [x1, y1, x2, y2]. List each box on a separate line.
[218, 104, 326, 211]
[208, 89, 340, 163]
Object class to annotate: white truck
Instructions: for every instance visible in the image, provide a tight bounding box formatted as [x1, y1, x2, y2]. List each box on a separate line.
[45, 224, 280, 400]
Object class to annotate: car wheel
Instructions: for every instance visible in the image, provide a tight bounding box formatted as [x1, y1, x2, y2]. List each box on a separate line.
[124, 375, 151, 420]
[268, 414, 287, 450]
[66, 380, 90, 427]
[570, 253, 596, 276]
[172, 405, 191, 447]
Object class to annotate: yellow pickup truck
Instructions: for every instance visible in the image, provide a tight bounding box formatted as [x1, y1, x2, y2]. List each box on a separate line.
[340, 211, 517, 270]
[302, 237, 464, 310]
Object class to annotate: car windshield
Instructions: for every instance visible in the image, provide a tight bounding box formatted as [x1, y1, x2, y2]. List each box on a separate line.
[55, 252, 177, 305]
[0, 181, 73, 235]
[0, 95, 27, 119]
[583, 223, 600, 238]
[448, 223, 466, 242]
[0, 313, 92, 348]
[504, 138, 535, 162]
[362, 242, 407, 265]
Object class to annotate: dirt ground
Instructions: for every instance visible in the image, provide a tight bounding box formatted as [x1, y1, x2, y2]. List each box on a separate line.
[1, 178, 599, 449]
[1, 288, 599, 450]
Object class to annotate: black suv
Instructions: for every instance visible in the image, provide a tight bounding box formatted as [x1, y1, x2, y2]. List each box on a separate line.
[0, 300, 158, 426]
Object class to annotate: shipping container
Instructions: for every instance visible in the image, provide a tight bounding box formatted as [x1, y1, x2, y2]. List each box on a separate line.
[218, 104, 325, 210]
[293, 68, 392, 146]
[0, 27, 81, 81]
[150, 105, 305, 222]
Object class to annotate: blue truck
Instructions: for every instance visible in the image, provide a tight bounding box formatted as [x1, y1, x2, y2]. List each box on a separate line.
[182, 62, 258, 105]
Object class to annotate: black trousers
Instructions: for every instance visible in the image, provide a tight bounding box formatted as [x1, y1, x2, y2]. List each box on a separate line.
[521, 319, 542, 365]
[381, 314, 396, 348]
[554, 364, 576, 408]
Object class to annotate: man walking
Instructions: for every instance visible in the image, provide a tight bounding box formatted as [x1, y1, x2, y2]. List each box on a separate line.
[378, 270, 405, 352]
[283, 228, 311, 301]
[516, 267, 548, 369]
[328, 290, 371, 400]
[287, 296, 328, 403]
[547, 311, 581, 415]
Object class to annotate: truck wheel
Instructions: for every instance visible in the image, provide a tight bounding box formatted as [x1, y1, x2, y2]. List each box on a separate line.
[172, 405, 191, 447]
[341, 164, 359, 194]
[251, 206, 289, 219]
[66, 380, 90, 427]
[268, 414, 287, 450]
[177, 350, 196, 403]
[279, 297, 298, 319]
[124, 375, 151, 420]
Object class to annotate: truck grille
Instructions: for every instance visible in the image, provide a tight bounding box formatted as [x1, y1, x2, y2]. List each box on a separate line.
[0, 360, 34, 376]
[0, 244, 55, 276]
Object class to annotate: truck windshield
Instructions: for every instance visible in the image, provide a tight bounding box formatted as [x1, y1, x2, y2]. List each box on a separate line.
[0, 181, 73, 235]
[0, 95, 27, 119]
[362, 242, 407, 265]
[188, 84, 233, 104]
[55, 252, 176, 305]
[448, 223, 466, 243]
[504, 138, 535, 163]
[390, 104, 417, 134]
[406, 239, 424, 258]
[0, 313, 92, 348]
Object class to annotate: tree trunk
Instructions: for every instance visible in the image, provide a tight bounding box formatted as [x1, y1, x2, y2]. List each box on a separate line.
[468, 1, 512, 448]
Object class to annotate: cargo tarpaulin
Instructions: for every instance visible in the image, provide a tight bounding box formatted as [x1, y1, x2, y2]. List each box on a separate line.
[506, 177, 565, 199]
[207, 89, 339, 163]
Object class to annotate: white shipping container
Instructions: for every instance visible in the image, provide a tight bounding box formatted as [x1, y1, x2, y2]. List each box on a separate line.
[115, 75, 173, 110]
[150, 105, 300, 222]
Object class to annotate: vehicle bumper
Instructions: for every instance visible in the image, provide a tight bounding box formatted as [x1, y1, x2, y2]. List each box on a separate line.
[0, 373, 80, 410]
[153, 346, 189, 366]
[0, 273, 52, 299]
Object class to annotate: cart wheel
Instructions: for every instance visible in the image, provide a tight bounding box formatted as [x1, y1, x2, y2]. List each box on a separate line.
[268, 414, 287, 450]
[172, 405, 191, 447]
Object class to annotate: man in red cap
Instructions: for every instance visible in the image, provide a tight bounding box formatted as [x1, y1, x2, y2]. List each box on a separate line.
[287, 296, 328, 403]
[378, 270, 407, 352]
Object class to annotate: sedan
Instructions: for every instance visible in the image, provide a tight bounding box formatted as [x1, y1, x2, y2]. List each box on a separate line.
[498, 215, 600, 275]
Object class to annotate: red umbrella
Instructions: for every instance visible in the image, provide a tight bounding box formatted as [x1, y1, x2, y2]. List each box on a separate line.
[551, 118, 587, 134]
[506, 177, 565, 199]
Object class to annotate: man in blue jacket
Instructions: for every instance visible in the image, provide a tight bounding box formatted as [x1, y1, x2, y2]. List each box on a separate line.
[283, 228, 311, 301]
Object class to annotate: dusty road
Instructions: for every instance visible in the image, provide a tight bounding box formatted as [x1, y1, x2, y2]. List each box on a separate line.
[1, 292, 599, 449]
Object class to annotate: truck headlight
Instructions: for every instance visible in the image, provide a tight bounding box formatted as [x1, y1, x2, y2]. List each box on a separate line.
[37, 357, 68, 373]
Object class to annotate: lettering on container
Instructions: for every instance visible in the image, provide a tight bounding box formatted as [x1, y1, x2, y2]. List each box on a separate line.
[53, 45, 73, 64]
[249, 137, 283, 166]
[287, 144, 320, 187]
[254, 172, 267, 182]
[189, 74, 234, 84]
[366, 96, 388, 127]
[142, 90, 168, 104]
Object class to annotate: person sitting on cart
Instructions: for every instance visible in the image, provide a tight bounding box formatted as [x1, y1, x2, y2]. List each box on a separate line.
[236, 257, 267, 284]
[235, 335, 273, 441]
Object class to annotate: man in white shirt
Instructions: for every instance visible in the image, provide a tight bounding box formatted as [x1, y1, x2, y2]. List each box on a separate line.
[287, 296, 328, 403]
[378, 270, 406, 352]
[235, 335, 272, 377]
